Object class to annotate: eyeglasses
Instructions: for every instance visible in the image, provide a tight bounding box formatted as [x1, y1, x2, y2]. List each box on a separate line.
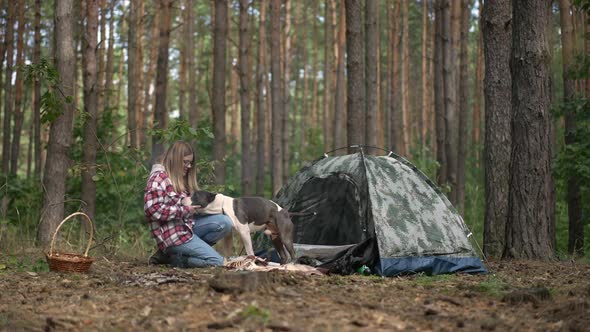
[183, 160, 193, 167]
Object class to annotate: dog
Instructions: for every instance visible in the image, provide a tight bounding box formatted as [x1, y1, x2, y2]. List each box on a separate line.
[191, 190, 296, 264]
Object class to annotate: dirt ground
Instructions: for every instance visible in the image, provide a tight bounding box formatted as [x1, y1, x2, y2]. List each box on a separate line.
[1, 254, 589, 332]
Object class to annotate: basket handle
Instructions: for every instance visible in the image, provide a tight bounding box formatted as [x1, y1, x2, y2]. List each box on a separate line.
[49, 212, 94, 257]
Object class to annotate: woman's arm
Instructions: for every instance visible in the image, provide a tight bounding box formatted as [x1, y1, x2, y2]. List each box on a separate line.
[144, 172, 190, 223]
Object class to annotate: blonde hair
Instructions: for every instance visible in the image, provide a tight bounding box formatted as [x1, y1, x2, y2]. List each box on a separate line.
[163, 141, 199, 193]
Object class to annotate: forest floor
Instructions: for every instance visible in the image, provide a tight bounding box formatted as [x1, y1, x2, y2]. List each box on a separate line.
[0, 252, 589, 332]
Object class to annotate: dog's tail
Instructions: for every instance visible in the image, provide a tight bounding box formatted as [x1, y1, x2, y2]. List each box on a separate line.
[288, 211, 317, 217]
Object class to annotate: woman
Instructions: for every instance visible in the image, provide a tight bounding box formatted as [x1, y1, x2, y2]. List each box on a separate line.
[144, 141, 232, 268]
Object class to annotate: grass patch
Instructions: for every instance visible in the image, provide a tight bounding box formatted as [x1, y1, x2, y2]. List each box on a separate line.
[240, 303, 271, 325]
[472, 275, 510, 297]
[0, 255, 49, 274]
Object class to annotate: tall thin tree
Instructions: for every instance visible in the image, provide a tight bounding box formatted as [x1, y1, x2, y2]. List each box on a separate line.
[127, 0, 138, 149]
[401, 0, 410, 155]
[270, 0, 283, 194]
[33, 0, 42, 178]
[1, 2, 15, 174]
[212, 0, 228, 184]
[333, 1, 346, 152]
[239, 0, 252, 195]
[282, 0, 292, 183]
[345, 0, 365, 151]
[434, 1, 446, 184]
[472, 0, 484, 165]
[421, 0, 429, 147]
[151, 0, 173, 160]
[324, 0, 335, 151]
[559, 0, 583, 256]
[81, 0, 99, 221]
[9, 0, 26, 175]
[483, 0, 512, 259]
[187, 1, 198, 127]
[442, 0, 457, 202]
[365, 0, 378, 150]
[255, 0, 268, 196]
[456, 0, 470, 212]
[38, 0, 76, 245]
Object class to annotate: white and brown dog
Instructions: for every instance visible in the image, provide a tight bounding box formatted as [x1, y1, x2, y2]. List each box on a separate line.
[191, 191, 296, 264]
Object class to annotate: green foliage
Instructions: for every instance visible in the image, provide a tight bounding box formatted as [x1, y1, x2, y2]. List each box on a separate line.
[473, 275, 510, 297]
[20, 57, 73, 123]
[0, 255, 49, 274]
[240, 303, 271, 325]
[148, 118, 214, 144]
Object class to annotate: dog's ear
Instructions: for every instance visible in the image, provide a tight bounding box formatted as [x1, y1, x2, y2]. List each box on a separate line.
[206, 192, 217, 202]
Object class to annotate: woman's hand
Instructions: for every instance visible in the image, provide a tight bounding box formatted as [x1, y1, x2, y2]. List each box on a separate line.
[182, 197, 201, 215]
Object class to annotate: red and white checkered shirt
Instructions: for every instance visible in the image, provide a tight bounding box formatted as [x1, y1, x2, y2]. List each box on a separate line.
[144, 168, 193, 250]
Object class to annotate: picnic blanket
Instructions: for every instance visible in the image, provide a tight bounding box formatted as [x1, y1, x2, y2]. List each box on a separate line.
[224, 256, 327, 276]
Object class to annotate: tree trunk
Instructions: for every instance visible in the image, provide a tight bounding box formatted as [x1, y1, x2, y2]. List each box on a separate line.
[97, 0, 107, 113]
[33, 0, 42, 178]
[421, 0, 429, 148]
[401, 0, 410, 156]
[300, 3, 308, 149]
[442, 0, 457, 202]
[81, 0, 99, 221]
[365, 0, 377, 150]
[472, 0, 484, 166]
[281, 0, 291, 183]
[127, 0, 138, 149]
[270, 0, 283, 195]
[135, 1, 145, 147]
[345, 0, 364, 152]
[212, 0, 228, 184]
[482, 0, 512, 259]
[0, 0, 4, 178]
[116, 6, 126, 147]
[228, 42, 239, 155]
[559, 0, 583, 256]
[333, 0, 346, 152]
[324, 0, 335, 151]
[455, 0, 469, 213]
[152, 0, 173, 160]
[505, 0, 554, 260]
[255, 0, 268, 196]
[391, 1, 401, 154]
[103, 0, 116, 146]
[187, 1, 198, 127]
[143, 6, 159, 149]
[310, 0, 319, 134]
[9, 0, 26, 176]
[239, 0, 252, 195]
[38, 0, 76, 246]
[434, 1, 446, 184]
[178, 0, 188, 120]
[1, 1, 15, 174]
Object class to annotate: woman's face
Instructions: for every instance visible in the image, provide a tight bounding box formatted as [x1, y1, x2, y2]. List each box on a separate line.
[182, 154, 194, 176]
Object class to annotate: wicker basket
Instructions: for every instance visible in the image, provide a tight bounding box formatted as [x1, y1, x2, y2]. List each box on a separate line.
[45, 212, 95, 273]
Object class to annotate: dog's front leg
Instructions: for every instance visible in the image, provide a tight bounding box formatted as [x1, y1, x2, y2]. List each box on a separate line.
[235, 223, 255, 256]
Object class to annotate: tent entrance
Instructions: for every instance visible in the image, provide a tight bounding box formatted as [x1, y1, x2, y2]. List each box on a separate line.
[290, 173, 364, 245]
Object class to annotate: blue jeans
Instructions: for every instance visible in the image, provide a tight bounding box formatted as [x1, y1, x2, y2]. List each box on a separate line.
[164, 214, 232, 268]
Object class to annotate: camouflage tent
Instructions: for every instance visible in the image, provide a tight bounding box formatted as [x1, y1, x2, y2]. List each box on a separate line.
[270, 149, 486, 276]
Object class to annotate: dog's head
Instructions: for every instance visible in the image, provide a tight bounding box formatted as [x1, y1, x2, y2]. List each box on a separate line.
[191, 190, 217, 208]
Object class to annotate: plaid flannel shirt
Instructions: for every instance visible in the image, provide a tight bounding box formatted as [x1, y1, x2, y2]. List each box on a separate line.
[144, 168, 192, 250]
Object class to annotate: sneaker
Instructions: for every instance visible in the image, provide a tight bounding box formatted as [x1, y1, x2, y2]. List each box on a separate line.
[148, 249, 170, 265]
